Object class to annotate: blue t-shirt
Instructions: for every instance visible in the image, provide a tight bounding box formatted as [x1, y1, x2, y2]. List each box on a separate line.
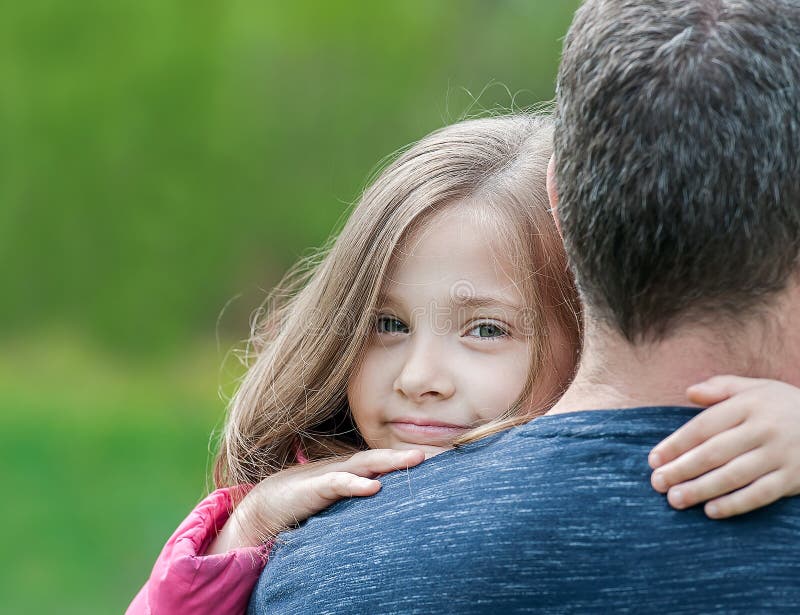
[249, 407, 800, 614]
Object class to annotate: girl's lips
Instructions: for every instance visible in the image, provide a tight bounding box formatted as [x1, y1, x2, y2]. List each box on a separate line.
[388, 419, 471, 445]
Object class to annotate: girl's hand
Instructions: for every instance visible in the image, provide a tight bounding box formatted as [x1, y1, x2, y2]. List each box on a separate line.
[207, 448, 425, 553]
[648, 376, 800, 519]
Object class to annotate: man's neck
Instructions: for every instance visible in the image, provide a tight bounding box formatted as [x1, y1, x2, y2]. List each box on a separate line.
[548, 297, 800, 415]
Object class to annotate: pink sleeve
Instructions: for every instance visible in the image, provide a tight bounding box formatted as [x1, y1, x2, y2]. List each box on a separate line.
[126, 486, 270, 615]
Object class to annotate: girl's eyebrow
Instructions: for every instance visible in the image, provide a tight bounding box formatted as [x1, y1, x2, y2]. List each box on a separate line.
[377, 293, 523, 312]
[451, 294, 523, 312]
[375, 294, 404, 311]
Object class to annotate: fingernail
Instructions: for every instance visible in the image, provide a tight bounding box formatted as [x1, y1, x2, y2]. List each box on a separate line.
[669, 488, 684, 508]
[706, 503, 720, 518]
[649, 452, 662, 468]
[652, 472, 667, 492]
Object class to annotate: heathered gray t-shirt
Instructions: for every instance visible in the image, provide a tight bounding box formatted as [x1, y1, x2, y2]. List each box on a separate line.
[249, 407, 800, 614]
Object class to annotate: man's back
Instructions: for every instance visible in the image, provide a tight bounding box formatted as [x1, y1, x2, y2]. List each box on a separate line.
[249, 408, 800, 614]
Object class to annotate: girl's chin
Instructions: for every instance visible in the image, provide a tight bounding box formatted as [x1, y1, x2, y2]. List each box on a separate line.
[390, 440, 452, 457]
[361, 431, 455, 456]
[421, 447, 449, 459]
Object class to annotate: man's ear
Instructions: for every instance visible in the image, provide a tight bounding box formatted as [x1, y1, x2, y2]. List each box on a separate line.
[546, 154, 562, 237]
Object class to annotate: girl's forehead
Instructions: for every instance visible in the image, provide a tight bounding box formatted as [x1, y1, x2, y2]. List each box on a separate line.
[397, 201, 508, 260]
[383, 202, 524, 302]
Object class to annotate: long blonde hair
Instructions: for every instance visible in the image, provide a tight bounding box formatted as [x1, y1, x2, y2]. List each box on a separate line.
[214, 114, 581, 488]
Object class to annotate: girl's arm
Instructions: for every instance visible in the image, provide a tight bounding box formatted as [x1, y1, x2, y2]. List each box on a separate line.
[648, 375, 800, 519]
[206, 448, 425, 554]
[127, 448, 424, 615]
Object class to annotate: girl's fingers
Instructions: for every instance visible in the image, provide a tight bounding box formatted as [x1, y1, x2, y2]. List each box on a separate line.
[250, 469, 385, 532]
[685, 375, 769, 407]
[329, 448, 425, 477]
[650, 422, 761, 492]
[704, 470, 785, 519]
[649, 396, 749, 469]
[664, 448, 778, 510]
[310, 472, 382, 503]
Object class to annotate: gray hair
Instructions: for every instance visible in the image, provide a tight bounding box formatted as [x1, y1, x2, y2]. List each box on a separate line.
[554, 0, 800, 341]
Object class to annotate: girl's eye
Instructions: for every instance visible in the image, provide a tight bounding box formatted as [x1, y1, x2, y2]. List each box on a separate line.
[376, 316, 409, 334]
[466, 322, 508, 339]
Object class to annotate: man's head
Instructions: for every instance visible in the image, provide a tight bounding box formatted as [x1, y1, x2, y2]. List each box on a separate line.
[553, 0, 800, 343]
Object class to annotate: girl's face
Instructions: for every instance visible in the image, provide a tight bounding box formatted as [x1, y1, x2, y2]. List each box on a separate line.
[347, 204, 565, 456]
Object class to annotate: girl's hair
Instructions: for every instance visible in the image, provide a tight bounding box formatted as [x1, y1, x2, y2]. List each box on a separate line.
[214, 114, 581, 488]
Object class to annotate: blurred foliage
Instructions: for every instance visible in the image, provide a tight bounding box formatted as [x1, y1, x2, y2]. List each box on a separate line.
[0, 0, 579, 355]
[1, 1, 580, 612]
[0, 333, 227, 613]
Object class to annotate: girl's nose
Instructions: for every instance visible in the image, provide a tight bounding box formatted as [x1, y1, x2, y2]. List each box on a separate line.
[392, 336, 456, 403]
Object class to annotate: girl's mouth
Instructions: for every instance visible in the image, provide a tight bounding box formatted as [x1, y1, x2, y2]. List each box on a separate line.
[388, 418, 471, 445]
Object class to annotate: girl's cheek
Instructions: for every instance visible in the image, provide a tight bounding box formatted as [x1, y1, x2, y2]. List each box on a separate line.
[347, 348, 390, 423]
[465, 350, 529, 421]
[499, 345, 533, 408]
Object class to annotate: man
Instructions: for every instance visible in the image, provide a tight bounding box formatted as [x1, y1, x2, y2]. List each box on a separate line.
[250, 2, 800, 612]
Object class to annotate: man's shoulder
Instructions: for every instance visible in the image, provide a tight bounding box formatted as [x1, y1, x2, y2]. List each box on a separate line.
[370, 406, 700, 489]
[517, 405, 703, 439]
[311, 406, 701, 523]
[250, 406, 800, 614]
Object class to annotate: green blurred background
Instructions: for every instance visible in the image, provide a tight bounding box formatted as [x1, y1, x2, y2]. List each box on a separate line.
[1, 1, 580, 612]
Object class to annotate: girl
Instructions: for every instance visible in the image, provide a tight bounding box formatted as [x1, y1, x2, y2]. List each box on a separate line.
[127, 114, 800, 615]
[128, 113, 580, 615]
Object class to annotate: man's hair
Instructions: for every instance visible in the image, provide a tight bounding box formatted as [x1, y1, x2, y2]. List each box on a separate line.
[554, 0, 800, 342]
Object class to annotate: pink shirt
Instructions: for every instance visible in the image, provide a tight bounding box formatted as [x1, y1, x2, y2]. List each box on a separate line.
[126, 485, 270, 615]
[127, 448, 310, 615]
